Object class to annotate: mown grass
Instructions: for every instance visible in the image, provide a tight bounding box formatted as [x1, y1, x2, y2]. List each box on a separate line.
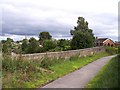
[86, 56, 119, 88]
[2, 51, 110, 88]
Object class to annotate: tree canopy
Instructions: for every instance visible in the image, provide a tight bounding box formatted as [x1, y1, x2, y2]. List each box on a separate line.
[21, 39, 29, 53]
[43, 40, 56, 51]
[28, 37, 40, 53]
[2, 38, 13, 54]
[70, 17, 95, 49]
[1, 17, 96, 54]
[39, 32, 52, 45]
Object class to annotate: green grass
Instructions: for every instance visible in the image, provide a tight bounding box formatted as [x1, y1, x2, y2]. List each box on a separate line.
[86, 56, 119, 88]
[2, 52, 110, 88]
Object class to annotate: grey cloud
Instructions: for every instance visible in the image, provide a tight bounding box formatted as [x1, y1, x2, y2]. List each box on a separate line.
[0, 0, 118, 41]
[2, 11, 72, 37]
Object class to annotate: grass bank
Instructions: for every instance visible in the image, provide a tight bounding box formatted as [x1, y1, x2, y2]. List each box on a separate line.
[86, 56, 119, 88]
[2, 52, 110, 88]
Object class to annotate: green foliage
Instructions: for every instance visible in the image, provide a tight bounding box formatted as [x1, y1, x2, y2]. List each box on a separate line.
[2, 56, 40, 73]
[2, 51, 110, 88]
[39, 32, 52, 45]
[2, 42, 11, 54]
[13, 44, 22, 54]
[21, 39, 29, 53]
[2, 55, 43, 88]
[63, 46, 71, 51]
[49, 46, 62, 52]
[6, 38, 14, 43]
[86, 56, 119, 88]
[2, 38, 14, 54]
[105, 47, 118, 55]
[71, 31, 95, 49]
[70, 17, 95, 49]
[43, 40, 56, 51]
[27, 37, 40, 53]
[21, 38, 45, 54]
[1, 40, 6, 43]
[38, 47, 46, 53]
[40, 57, 63, 69]
[50, 52, 109, 76]
[69, 55, 79, 61]
[57, 39, 71, 51]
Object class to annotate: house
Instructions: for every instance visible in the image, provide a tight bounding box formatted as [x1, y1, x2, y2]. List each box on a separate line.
[115, 41, 120, 46]
[96, 37, 115, 47]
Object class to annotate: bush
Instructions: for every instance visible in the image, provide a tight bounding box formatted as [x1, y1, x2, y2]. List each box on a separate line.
[2, 55, 41, 73]
[37, 47, 45, 53]
[105, 47, 118, 55]
[63, 46, 71, 51]
[49, 47, 63, 52]
[43, 40, 57, 51]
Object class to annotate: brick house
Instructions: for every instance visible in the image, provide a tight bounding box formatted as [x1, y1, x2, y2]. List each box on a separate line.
[96, 38, 115, 47]
[115, 41, 120, 46]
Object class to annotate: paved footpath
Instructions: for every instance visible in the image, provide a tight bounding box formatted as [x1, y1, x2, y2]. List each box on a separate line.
[41, 55, 116, 88]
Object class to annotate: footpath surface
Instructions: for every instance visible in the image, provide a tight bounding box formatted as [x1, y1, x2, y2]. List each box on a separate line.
[41, 55, 116, 88]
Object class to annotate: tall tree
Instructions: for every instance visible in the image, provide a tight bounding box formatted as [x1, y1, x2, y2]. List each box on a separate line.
[39, 32, 52, 45]
[70, 17, 95, 49]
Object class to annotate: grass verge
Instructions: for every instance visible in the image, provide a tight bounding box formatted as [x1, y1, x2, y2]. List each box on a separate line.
[86, 56, 119, 88]
[2, 52, 110, 88]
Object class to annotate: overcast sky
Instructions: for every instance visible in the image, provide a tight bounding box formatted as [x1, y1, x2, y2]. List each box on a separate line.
[0, 0, 119, 41]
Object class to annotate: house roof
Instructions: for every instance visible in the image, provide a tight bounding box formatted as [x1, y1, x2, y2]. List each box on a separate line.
[96, 38, 108, 43]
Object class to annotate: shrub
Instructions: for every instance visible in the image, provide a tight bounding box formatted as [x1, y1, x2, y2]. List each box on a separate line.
[105, 47, 118, 55]
[63, 46, 71, 51]
[2, 55, 41, 73]
[43, 40, 57, 51]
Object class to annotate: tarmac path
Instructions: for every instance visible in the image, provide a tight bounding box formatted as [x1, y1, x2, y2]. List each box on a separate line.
[41, 55, 116, 88]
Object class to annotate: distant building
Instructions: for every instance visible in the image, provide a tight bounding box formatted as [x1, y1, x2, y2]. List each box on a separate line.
[115, 41, 120, 46]
[96, 37, 115, 47]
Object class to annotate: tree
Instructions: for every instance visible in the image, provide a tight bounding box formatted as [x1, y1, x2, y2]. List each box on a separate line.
[1, 40, 6, 44]
[6, 38, 13, 43]
[2, 38, 14, 54]
[39, 32, 52, 45]
[21, 39, 29, 53]
[57, 39, 71, 51]
[70, 17, 95, 49]
[43, 40, 56, 51]
[28, 37, 40, 53]
[2, 42, 11, 54]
